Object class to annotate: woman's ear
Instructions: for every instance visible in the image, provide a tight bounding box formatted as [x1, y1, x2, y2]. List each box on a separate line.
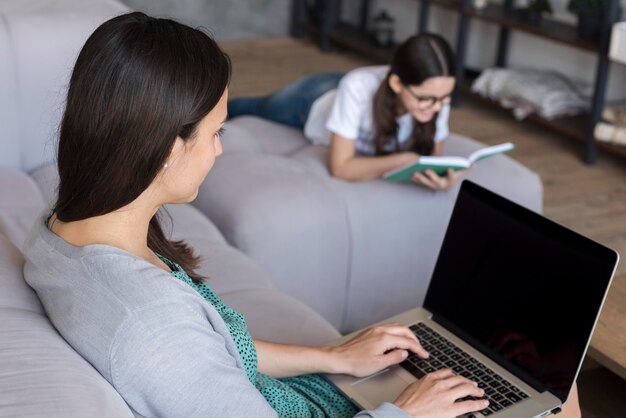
[163, 136, 186, 170]
[388, 74, 403, 94]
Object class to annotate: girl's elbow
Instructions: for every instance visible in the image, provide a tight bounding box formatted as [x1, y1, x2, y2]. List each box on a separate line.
[329, 162, 351, 180]
[329, 164, 346, 179]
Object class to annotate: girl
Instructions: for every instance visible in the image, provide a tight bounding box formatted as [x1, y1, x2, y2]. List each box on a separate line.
[228, 34, 468, 190]
[24, 12, 579, 418]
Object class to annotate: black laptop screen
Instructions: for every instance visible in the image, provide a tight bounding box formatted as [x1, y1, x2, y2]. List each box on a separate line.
[424, 181, 617, 402]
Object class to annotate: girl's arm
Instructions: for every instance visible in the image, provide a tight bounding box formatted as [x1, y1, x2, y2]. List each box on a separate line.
[329, 133, 419, 181]
[255, 324, 428, 378]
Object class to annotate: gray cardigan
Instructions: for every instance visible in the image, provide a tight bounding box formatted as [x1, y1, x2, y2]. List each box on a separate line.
[23, 217, 410, 418]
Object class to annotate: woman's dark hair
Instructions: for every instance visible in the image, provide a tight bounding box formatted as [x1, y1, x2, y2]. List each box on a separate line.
[55, 12, 231, 282]
[372, 33, 455, 156]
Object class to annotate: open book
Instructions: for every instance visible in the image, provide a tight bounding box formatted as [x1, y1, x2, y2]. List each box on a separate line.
[383, 142, 515, 182]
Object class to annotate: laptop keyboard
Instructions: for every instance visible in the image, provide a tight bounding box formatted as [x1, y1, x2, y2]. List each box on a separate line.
[400, 322, 528, 416]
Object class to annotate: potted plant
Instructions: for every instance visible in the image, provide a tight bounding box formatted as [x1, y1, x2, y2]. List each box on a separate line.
[518, 0, 553, 25]
[567, 0, 607, 41]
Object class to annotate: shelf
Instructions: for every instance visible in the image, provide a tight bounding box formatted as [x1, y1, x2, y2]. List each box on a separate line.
[419, 0, 601, 53]
[464, 87, 626, 159]
[467, 5, 600, 53]
[420, 0, 460, 12]
[304, 4, 599, 57]
[302, 21, 395, 62]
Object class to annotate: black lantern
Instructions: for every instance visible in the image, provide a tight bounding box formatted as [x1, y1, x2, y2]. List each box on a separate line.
[373, 10, 394, 47]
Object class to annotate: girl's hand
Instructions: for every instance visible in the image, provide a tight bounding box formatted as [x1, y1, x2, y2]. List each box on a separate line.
[411, 166, 473, 190]
[328, 323, 429, 377]
[393, 369, 489, 418]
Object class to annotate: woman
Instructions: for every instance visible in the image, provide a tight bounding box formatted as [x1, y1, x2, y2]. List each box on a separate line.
[228, 34, 467, 190]
[23, 12, 580, 418]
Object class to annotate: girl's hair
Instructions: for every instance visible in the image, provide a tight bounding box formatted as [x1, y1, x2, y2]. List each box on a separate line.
[55, 12, 231, 282]
[372, 33, 455, 156]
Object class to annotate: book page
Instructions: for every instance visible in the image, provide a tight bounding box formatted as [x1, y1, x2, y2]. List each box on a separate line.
[418, 156, 470, 168]
[468, 142, 514, 165]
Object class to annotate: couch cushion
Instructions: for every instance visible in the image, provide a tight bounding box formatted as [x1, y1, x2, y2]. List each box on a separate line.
[222, 116, 309, 155]
[221, 288, 340, 346]
[0, 309, 133, 417]
[0, 233, 43, 314]
[194, 152, 351, 328]
[0, 13, 20, 169]
[162, 204, 227, 245]
[0, 168, 46, 249]
[29, 161, 58, 205]
[0, 0, 130, 172]
[185, 237, 275, 295]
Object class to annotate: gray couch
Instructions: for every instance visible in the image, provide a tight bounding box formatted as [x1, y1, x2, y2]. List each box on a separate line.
[194, 117, 542, 332]
[0, 1, 339, 416]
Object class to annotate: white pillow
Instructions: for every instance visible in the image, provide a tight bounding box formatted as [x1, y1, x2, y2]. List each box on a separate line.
[471, 68, 591, 120]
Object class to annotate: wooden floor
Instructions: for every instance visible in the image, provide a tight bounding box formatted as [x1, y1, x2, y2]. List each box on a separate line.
[221, 37, 626, 417]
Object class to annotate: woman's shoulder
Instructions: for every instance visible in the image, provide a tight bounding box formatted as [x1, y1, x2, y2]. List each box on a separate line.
[66, 246, 209, 313]
[23, 212, 209, 319]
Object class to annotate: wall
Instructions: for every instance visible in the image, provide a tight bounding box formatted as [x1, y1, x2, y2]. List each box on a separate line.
[121, 0, 290, 40]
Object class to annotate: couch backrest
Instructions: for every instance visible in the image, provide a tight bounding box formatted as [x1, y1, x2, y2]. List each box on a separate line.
[0, 232, 134, 417]
[0, 0, 129, 172]
[0, 165, 135, 417]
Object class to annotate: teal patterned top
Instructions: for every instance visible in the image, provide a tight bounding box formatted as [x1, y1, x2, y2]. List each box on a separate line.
[158, 254, 359, 418]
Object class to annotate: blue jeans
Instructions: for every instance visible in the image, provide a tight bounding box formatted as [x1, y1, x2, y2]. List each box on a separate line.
[228, 72, 344, 129]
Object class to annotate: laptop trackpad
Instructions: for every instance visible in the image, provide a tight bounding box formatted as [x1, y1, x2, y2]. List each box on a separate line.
[351, 368, 413, 405]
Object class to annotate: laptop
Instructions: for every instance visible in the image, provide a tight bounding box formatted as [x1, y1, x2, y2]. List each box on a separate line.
[326, 180, 619, 417]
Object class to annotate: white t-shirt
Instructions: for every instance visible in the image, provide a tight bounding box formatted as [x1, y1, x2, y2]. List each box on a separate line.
[304, 65, 450, 155]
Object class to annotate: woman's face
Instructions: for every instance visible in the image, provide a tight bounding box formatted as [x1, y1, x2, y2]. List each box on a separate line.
[159, 88, 228, 204]
[390, 75, 455, 123]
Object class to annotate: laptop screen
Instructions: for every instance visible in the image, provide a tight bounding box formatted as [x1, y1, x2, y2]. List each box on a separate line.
[424, 181, 618, 403]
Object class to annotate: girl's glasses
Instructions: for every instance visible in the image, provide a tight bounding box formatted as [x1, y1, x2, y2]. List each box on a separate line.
[404, 87, 453, 109]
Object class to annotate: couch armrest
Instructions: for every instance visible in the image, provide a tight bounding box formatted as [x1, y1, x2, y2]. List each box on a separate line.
[222, 116, 309, 155]
[193, 121, 543, 332]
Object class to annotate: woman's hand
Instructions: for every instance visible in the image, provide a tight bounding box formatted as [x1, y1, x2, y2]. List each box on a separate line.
[328, 323, 429, 377]
[411, 167, 472, 191]
[393, 369, 489, 418]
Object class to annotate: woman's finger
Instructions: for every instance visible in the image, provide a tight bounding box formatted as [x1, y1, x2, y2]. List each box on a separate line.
[379, 334, 428, 358]
[369, 324, 429, 358]
[373, 324, 419, 341]
[427, 368, 456, 380]
[453, 399, 490, 417]
[436, 375, 476, 390]
[448, 379, 483, 397]
[378, 348, 411, 369]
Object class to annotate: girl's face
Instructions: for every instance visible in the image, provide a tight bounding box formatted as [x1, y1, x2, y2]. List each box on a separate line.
[390, 75, 456, 123]
[158, 88, 228, 204]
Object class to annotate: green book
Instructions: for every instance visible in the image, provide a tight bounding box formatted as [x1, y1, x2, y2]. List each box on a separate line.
[383, 142, 515, 183]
